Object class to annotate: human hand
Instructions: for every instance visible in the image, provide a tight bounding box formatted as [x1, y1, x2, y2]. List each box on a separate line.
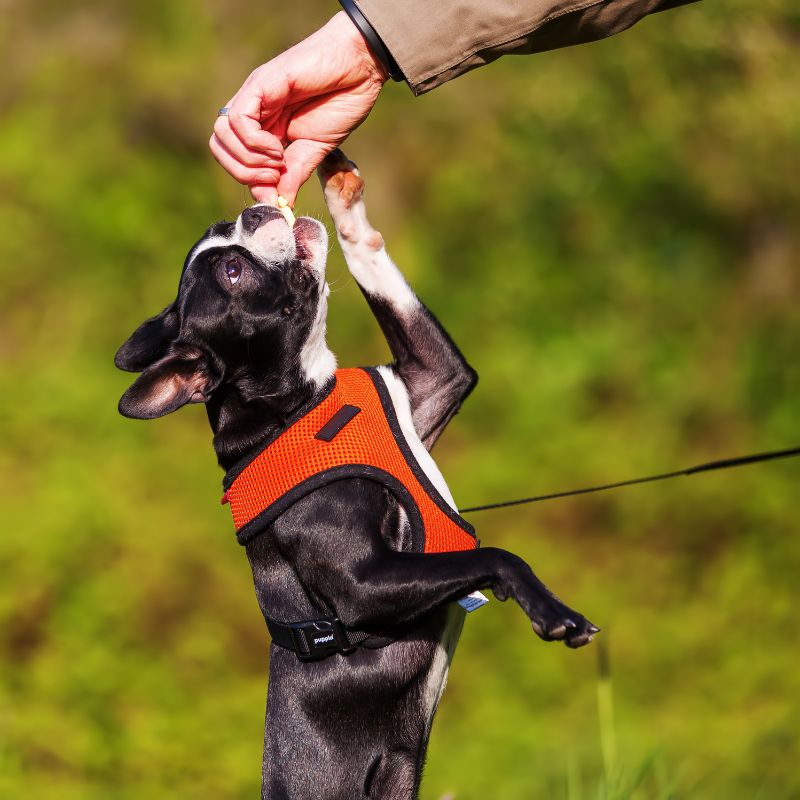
[210, 11, 388, 206]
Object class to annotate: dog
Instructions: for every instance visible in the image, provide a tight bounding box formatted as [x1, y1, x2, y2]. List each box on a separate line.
[115, 150, 598, 799]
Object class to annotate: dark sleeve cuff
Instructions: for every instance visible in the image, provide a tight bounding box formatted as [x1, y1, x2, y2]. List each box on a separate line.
[339, 0, 404, 82]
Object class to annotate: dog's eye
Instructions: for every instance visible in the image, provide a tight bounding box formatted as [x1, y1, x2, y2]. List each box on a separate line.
[225, 261, 242, 285]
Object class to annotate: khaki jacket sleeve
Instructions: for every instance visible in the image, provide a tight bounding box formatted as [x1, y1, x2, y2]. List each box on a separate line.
[354, 0, 698, 94]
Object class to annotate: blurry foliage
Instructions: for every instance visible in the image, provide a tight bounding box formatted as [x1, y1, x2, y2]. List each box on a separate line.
[1, 1, 799, 798]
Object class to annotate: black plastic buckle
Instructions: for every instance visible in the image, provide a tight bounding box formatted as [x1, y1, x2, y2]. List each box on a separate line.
[289, 618, 356, 662]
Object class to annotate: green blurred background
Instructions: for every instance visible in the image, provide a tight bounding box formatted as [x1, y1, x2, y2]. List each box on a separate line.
[1, 1, 798, 797]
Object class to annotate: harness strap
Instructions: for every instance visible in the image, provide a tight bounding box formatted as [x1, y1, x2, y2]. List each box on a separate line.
[222, 367, 478, 663]
[223, 367, 477, 553]
[264, 615, 377, 662]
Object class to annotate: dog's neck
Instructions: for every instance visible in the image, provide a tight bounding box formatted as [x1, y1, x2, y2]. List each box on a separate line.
[207, 362, 335, 473]
[205, 290, 337, 473]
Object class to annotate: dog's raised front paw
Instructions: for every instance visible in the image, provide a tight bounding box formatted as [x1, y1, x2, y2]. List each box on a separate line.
[530, 599, 600, 649]
[318, 148, 364, 210]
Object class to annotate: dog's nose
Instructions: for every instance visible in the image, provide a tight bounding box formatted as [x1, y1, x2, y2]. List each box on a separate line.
[240, 205, 284, 235]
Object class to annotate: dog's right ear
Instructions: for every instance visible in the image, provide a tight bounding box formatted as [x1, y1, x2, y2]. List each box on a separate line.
[118, 348, 221, 420]
[115, 302, 179, 372]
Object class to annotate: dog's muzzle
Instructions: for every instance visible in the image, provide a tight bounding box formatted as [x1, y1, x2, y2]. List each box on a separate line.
[240, 205, 285, 235]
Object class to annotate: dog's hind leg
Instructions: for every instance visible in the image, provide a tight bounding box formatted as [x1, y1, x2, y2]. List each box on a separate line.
[319, 150, 476, 450]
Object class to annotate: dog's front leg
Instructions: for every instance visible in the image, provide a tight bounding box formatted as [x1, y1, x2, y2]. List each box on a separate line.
[346, 549, 598, 648]
[319, 151, 476, 449]
[278, 496, 598, 648]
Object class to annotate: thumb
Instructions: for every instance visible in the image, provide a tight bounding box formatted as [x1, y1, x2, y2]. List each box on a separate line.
[250, 184, 279, 204]
[277, 139, 337, 206]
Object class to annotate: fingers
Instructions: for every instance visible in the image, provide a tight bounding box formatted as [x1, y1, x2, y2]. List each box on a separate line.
[208, 132, 283, 189]
[228, 90, 287, 158]
[250, 185, 279, 204]
[211, 79, 289, 195]
[277, 139, 337, 206]
[210, 11, 387, 201]
[213, 114, 284, 170]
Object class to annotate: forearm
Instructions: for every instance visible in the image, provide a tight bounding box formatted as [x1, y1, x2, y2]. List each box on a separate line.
[349, 0, 700, 94]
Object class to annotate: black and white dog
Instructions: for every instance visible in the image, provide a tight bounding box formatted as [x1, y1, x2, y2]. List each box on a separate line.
[116, 150, 598, 799]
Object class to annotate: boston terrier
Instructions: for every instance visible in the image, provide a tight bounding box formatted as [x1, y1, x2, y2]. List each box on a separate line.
[115, 150, 598, 799]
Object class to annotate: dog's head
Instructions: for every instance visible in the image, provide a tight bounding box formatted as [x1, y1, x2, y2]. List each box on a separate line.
[116, 205, 333, 419]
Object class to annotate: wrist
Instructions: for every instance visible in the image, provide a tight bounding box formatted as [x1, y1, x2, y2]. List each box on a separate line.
[334, 5, 400, 83]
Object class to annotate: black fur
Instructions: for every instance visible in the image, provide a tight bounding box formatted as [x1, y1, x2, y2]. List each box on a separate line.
[117, 152, 597, 799]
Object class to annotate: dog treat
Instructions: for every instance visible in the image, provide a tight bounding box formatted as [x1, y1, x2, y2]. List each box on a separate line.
[277, 196, 296, 227]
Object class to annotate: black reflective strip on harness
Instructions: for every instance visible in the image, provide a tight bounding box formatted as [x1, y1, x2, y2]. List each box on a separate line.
[265, 615, 375, 662]
[315, 404, 361, 442]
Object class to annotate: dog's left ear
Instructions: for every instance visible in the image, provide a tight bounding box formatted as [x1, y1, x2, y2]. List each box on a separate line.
[118, 348, 221, 420]
[115, 302, 179, 373]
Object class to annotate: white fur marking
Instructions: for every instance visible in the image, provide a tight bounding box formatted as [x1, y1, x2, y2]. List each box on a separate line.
[325, 184, 418, 311]
[421, 605, 464, 733]
[187, 234, 238, 267]
[375, 366, 457, 510]
[299, 286, 336, 388]
[345, 244, 418, 311]
[423, 642, 450, 719]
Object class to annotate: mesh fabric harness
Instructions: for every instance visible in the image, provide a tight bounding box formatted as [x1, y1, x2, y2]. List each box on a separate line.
[223, 366, 477, 552]
[221, 367, 477, 660]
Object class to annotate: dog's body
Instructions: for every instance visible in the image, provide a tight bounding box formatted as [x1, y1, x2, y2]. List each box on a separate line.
[116, 152, 597, 799]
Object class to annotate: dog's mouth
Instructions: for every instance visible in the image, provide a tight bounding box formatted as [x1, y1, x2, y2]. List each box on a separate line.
[239, 204, 326, 271]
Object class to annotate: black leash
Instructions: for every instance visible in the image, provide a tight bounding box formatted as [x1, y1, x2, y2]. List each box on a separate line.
[460, 446, 800, 514]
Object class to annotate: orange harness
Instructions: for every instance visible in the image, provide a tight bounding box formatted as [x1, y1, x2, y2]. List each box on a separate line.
[222, 367, 477, 554]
